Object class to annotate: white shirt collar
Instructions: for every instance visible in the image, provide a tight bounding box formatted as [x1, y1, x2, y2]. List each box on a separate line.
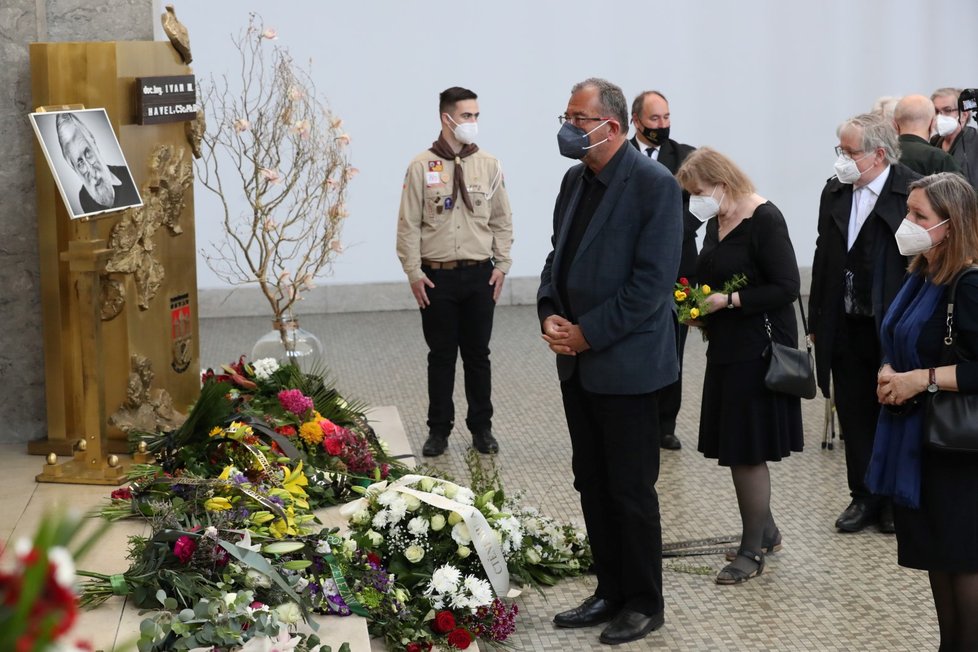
[859, 164, 890, 198]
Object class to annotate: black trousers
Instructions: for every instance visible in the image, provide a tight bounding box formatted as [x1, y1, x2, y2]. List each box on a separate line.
[560, 370, 663, 616]
[419, 263, 495, 436]
[657, 319, 688, 436]
[831, 315, 882, 502]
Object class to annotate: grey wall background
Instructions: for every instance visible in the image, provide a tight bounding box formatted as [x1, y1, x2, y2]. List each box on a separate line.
[3, 0, 978, 442]
[174, 0, 978, 295]
[1, 0, 154, 443]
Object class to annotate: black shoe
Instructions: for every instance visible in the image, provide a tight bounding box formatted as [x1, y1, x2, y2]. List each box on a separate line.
[716, 548, 765, 585]
[553, 595, 619, 629]
[599, 609, 664, 645]
[835, 501, 877, 533]
[472, 430, 499, 454]
[878, 501, 895, 534]
[660, 433, 682, 450]
[422, 433, 448, 457]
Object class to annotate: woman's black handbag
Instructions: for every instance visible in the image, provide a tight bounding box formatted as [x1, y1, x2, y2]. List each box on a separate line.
[925, 267, 978, 452]
[763, 298, 817, 399]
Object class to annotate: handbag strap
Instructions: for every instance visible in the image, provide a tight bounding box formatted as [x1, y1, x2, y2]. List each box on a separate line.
[941, 265, 978, 350]
[764, 297, 812, 353]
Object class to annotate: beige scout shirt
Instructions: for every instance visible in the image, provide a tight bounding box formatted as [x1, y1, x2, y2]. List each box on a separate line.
[396, 148, 513, 284]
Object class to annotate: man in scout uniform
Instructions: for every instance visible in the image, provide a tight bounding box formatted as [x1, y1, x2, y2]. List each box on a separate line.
[396, 86, 513, 457]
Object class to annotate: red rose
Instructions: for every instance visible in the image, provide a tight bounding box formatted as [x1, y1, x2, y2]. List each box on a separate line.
[446, 628, 472, 649]
[433, 610, 456, 634]
[679, 277, 689, 286]
[320, 418, 341, 437]
[110, 486, 132, 501]
[276, 425, 297, 437]
[367, 552, 382, 567]
[406, 644, 422, 652]
[323, 435, 343, 456]
[173, 535, 197, 563]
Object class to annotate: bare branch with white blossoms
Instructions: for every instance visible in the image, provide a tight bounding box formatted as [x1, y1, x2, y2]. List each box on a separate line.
[198, 13, 353, 343]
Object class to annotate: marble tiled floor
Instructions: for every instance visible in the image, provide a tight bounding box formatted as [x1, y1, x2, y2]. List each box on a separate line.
[7, 305, 939, 651]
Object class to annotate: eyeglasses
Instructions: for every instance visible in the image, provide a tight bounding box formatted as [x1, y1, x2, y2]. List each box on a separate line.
[834, 145, 864, 157]
[558, 114, 608, 126]
[936, 107, 960, 117]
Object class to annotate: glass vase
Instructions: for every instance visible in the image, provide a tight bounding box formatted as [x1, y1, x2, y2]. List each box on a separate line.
[251, 319, 324, 371]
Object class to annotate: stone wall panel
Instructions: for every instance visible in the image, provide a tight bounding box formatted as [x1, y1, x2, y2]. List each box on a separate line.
[1, 0, 153, 443]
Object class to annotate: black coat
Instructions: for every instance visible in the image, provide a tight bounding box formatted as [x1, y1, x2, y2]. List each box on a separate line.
[931, 127, 978, 189]
[629, 136, 700, 280]
[897, 134, 961, 176]
[808, 163, 920, 395]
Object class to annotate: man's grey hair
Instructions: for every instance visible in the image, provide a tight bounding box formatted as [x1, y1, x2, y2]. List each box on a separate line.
[55, 112, 96, 164]
[931, 87, 961, 102]
[571, 78, 629, 129]
[837, 112, 901, 165]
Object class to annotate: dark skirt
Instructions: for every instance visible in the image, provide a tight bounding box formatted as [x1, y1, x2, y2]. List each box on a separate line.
[894, 447, 978, 572]
[698, 356, 804, 466]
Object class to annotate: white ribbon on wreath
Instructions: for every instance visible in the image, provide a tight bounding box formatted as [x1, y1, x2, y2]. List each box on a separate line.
[341, 474, 512, 598]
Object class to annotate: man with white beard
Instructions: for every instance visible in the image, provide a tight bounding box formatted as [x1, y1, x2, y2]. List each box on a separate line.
[55, 113, 139, 214]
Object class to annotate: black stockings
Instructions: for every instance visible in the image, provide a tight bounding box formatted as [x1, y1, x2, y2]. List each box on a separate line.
[727, 463, 775, 573]
[930, 571, 978, 651]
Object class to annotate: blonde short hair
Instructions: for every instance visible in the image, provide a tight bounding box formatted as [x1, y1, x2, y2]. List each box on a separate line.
[675, 147, 754, 198]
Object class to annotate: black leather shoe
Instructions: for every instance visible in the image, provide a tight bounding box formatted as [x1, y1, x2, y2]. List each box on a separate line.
[472, 430, 499, 454]
[878, 501, 895, 534]
[660, 433, 682, 450]
[835, 502, 877, 533]
[553, 596, 619, 628]
[422, 433, 448, 457]
[599, 609, 664, 645]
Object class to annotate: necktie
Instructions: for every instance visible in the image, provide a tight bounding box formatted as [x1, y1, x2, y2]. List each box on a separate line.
[645, 148, 655, 157]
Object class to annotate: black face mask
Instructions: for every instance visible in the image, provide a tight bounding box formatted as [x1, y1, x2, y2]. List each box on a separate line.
[641, 125, 670, 147]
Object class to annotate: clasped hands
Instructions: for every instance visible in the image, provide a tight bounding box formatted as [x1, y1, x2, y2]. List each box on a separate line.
[876, 363, 927, 406]
[542, 314, 590, 356]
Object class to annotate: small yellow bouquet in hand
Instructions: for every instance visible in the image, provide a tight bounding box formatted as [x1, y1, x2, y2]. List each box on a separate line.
[674, 273, 748, 324]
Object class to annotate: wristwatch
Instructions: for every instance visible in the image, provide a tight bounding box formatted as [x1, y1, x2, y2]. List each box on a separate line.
[726, 293, 735, 309]
[927, 368, 939, 393]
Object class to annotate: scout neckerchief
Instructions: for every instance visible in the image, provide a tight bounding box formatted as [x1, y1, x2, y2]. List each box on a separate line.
[429, 133, 479, 212]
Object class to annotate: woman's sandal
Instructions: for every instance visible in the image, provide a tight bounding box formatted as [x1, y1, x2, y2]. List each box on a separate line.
[716, 548, 765, 585]
[724, 528, 782, 562]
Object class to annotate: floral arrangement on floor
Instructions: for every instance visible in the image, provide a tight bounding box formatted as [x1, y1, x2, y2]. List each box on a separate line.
[132, 356, 397, 509]
[82, 355, 591, 651]
[506, 500, 592, 587]
[0, 510, 103, 652]
[341, 474, 523, 650]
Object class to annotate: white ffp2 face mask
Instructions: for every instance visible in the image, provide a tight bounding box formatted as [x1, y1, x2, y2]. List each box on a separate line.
[894, 218, 949, 256]
[446, 114, 479, 145]
[936, 114, 959, 138]
[688, 186, 724, 222]
[834, 153, 871, 184]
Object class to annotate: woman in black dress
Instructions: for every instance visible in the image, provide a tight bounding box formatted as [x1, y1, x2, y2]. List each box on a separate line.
[675, 148, 804, 585]
[867, 173, 978, 650]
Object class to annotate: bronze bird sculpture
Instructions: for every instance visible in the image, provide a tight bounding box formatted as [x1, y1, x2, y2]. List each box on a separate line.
[161, 4, 192, 64]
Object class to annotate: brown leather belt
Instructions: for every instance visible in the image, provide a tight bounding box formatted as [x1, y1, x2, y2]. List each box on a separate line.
[421, 258, 491, 270]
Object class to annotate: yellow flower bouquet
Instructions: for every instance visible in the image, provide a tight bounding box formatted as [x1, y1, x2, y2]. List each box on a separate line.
[674, 273, 748, 324]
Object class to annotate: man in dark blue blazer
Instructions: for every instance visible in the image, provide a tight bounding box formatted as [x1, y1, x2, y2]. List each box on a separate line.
[539, 78, 682, 646]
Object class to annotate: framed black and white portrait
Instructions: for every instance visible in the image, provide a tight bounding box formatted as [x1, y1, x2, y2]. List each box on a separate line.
[29, 108, 142, 220]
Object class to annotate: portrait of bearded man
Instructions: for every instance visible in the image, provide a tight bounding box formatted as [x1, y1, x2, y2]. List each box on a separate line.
[30, 109, 141, 219]
[54, 112, 140, 216]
